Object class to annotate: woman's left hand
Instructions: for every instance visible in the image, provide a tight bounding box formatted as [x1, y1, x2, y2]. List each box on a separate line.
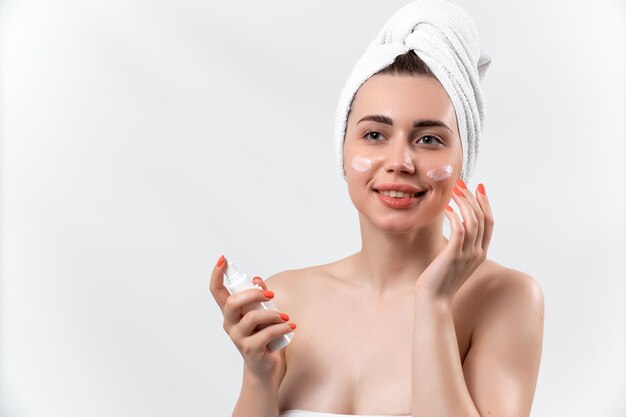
[414, 180, 494, 304]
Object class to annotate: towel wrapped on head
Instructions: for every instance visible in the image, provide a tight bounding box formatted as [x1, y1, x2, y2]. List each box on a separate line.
[334, 0, 492, 185]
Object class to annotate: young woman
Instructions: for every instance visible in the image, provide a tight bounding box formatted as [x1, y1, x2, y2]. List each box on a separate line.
[210, 3, 544, 417]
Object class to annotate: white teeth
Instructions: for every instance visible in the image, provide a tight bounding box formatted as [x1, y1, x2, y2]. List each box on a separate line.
[379, 190, 417, 198]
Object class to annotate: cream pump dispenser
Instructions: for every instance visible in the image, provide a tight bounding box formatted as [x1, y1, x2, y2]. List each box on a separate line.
[223, 261, 293, 352]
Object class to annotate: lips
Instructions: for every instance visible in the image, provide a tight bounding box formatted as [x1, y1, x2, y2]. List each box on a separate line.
[374, 188, 427, 209]
[372, 183, 425, 193]
[374, 189, 426, 197]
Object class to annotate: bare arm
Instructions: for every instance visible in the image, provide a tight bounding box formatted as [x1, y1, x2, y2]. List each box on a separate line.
[231, 274, 290, 417]
[232, 366, 282, 417]
[411, 272, 544, 417]
[412, 293, 481, 417]
[462, 273, 544, 416]
[209, 258, 293, 417]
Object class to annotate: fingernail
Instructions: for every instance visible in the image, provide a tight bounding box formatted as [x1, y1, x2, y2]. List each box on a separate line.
[262, 290, 274, 299]
[279, 313, 289, 321]
[288, 323, 297, 330]
[445, 205, 454, 211]
[216, 255, 225, 267]
[456, 179, 467, 189]
[253, 276, 262, 284]
[478, 183, 486, 195]
[452, 186, 463, 197]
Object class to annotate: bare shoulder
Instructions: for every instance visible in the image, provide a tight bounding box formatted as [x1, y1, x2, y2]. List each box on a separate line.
[263, 263, 325, 290]
[262, 267, 302, 303]
[471, 259, 545, 324]
[262, 261, 337, 311]
[481, 259, 544, 299]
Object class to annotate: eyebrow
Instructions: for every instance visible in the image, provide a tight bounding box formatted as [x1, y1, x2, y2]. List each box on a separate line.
[356, 114, 452, 133]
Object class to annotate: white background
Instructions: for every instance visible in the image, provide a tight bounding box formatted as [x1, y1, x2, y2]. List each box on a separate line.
[1, 1, 624, 416]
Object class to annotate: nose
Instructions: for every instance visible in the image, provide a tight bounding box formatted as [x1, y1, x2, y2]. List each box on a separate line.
[383, 139, 415, 175]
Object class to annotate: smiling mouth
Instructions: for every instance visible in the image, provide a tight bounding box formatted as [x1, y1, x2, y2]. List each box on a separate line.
[374, 189, 427, 199]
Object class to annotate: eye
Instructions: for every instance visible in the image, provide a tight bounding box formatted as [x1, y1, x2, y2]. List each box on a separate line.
[363, 130, 384, 142]
[417, 135, 444, 145]
[362, 131, 444, 145]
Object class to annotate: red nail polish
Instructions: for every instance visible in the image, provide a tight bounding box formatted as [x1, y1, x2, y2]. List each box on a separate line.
[456, 179, 467, 189]
[216, 255, 225, 267]
[445, 205, 454, 211]
[452, 187, 463, 197]
[478, 183, 486, 195]
[262, 290, 274, 299]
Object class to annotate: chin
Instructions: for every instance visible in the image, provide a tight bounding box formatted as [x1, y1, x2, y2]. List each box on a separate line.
[366, 212, 427, 234]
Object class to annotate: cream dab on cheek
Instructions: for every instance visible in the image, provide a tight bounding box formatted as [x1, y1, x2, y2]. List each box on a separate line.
[427, 164, 454, 181]
[350, 157, 454, 181]
[350, 155, 372, 172]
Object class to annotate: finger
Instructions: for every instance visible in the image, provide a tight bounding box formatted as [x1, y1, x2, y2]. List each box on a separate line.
[475, 183, 494, 252]
[444, 204, 464, 251]
[209, 255, 230, 313]
[246, 321, 296, 352]
[450, 183, 478, 253]
[456, 179, 485, 250]
[232, 309, 289, 340]
[252, 276, 267, 291]
[223, 287, 275, 331]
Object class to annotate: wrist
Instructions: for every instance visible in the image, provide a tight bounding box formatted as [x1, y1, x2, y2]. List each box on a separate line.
[243, 367, 281, 392]
[413, 289, 453, 308]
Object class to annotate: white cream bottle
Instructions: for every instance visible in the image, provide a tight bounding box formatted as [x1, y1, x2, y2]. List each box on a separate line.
[223, 261, 293, 352]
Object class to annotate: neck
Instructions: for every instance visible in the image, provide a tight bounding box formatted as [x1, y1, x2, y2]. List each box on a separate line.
[351, 212, 448, 297]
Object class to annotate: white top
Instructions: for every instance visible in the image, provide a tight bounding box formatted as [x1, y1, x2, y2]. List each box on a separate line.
[279, 410, 410, 417]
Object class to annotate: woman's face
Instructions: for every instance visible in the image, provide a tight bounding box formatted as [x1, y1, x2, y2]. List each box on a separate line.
[343, 73, 463, 233]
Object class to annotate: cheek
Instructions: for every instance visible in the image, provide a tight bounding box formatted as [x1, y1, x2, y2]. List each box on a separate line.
[350, 155, 372, 172]
[418, 149, 462, 187]
[426, 163, 454, 181]
[423, 163, 457, 197]
[346, 154, 385, 176]
[345, 155, 381, 208]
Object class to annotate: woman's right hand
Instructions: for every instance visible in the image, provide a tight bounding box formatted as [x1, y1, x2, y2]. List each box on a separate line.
[209, 255, 296, 382]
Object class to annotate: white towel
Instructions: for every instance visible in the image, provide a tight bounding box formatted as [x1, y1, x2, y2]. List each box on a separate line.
[334, 0, 491, 185]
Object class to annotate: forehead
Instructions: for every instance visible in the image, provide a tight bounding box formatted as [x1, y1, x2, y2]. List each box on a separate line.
[350, 74, 457, 128]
